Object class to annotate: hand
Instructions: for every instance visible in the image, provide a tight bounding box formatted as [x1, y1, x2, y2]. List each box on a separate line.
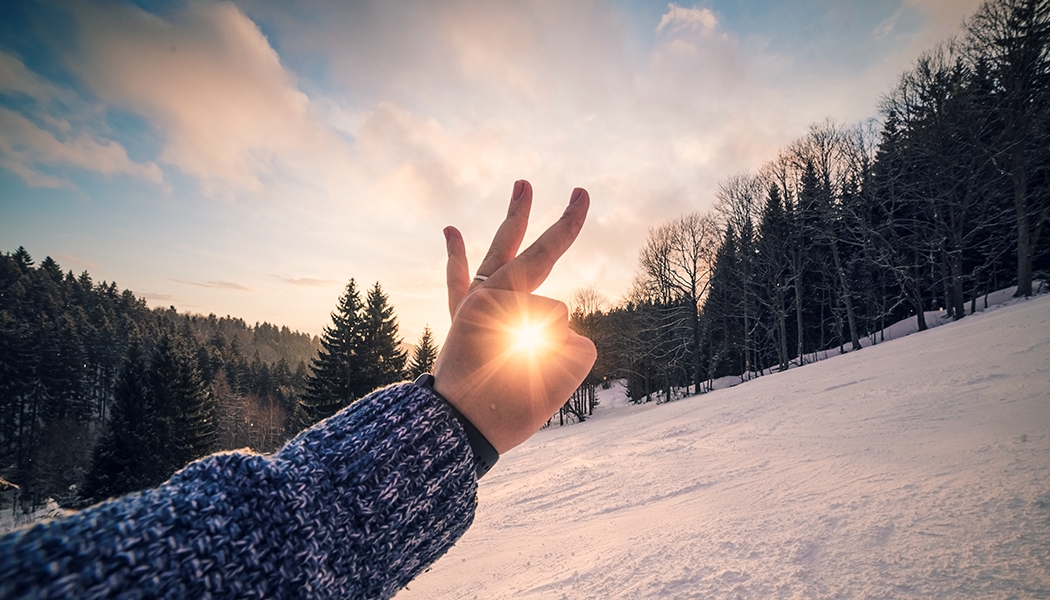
[434, 180, 597, 454]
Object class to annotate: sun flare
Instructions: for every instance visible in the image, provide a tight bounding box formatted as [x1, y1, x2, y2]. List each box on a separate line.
[511, 320, 549, 354]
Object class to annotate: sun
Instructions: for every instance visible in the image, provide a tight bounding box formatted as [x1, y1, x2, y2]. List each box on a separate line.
[511, 319, 549, 354]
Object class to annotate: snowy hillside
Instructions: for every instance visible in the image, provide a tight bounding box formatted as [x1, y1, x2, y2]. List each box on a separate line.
[398, 294, 1050, 599]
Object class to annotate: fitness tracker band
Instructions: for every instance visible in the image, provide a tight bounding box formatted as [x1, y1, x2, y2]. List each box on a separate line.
[413, 373, 499, 479]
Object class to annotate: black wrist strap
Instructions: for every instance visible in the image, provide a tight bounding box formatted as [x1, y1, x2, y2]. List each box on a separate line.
[414, 374, 499, 479]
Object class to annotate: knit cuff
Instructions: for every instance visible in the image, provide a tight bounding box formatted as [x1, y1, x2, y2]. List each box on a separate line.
[275, 381, 479, 598]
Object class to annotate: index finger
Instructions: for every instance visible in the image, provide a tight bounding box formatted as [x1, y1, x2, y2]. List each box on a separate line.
[484, 187, 589, 293]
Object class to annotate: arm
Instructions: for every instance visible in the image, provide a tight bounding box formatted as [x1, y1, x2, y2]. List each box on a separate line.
[0, 383, 476, 600]
[1, 180, 596, 599]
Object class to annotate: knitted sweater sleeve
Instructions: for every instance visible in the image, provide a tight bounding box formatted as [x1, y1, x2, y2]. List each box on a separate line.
[0, 382, 478, 599]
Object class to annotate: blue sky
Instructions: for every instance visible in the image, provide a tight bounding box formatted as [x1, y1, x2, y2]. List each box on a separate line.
[0, 0, 981, 342]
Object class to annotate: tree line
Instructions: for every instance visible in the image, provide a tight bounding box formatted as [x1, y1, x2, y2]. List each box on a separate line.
[0, 249, 440, 512]
[568, 0, 1048, 405]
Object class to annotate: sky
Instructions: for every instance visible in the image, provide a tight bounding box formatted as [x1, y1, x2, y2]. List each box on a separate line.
[0, 0, 984, 344]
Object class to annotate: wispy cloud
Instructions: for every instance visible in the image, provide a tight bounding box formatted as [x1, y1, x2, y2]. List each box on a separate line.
[279, 276, 337, 287]
[56, 253, 97, 270]
[0, 51, 164, 188]
[171, 278, 252, 291]
[140, 291, 178, 303]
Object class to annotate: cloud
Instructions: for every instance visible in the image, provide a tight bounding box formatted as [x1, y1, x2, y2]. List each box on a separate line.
[56, 253, 97, 270]
[0, 105, 164, 187]
[140, 291, 179, 303]
[656, 4, 719, 35]
[171, 278, 253, 291]
[904, 0, 984, 39]
[63, 0, 350, 193]
[279, 276, 337, 287]
[0, 51, 164, 187]
[0, 51, 67, 102]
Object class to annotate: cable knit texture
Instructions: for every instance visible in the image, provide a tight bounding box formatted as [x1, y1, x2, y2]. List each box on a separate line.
[0, 382, 478, 599]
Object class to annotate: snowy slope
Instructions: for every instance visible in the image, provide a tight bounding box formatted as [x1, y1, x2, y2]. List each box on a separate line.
[398, 294, 1050, 599]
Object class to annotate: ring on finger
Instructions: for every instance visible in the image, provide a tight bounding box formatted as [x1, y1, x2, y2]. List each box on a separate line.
[473, 274, 489, 283]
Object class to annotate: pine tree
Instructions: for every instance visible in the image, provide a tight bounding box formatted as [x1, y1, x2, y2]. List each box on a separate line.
[359, 282, 407, 392]
[80, 347, 157, 502]
[149, 334, 215, 478]
[407, 325, 439, 380]
[301, 279, 366, 423]
[80, 336, 215, 503]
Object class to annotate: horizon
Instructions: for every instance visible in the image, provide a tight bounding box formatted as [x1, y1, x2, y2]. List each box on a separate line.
[0, 0, 983, 342]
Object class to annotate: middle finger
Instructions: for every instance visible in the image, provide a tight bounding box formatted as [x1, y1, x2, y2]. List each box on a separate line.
[471, 180, 533, 286]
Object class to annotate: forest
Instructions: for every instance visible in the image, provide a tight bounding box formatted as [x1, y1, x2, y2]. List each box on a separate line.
[1, 0, 1048, 513]
[0, 247, 445, 512]
[563, 0, 1049, 410]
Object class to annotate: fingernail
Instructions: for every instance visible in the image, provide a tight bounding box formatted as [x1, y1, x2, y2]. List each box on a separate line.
[443, 227, 451, 242]
[570, 188, 585, 205]
[512, 180, 525, 201]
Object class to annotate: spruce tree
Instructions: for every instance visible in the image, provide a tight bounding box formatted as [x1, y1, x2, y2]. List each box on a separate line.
[149, 334, 215, 478]
[80, 347, 158, 502]
[359, 282, 407, 392]
[80, 336, 215, 503]
[406, 324, 439, 380]
[301, 279, 366, 423]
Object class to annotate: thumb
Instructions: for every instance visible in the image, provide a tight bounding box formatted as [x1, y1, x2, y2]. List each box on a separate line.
[543, 332, 597, 415]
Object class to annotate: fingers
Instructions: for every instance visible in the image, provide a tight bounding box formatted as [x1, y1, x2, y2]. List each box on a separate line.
[485, 187, 590, 293]
[472, 180, 533, 285]
[445, 226, 470, 319]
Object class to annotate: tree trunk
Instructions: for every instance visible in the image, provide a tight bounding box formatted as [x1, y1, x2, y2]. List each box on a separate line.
[794, 269, 805, 365]
[777, 289, 789, 371]
[828, 238, 861, 350]
[949, 250, 966, 320]
[1013, 146, 1032, 297]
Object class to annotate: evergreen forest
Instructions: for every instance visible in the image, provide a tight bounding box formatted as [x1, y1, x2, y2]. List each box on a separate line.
[0, 250, 416, 512]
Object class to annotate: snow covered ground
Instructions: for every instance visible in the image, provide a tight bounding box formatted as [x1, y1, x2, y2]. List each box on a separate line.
[398, 293, 1050, 599]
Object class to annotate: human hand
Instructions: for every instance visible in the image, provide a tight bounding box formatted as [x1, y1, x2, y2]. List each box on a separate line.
[434, 180, 597, 454]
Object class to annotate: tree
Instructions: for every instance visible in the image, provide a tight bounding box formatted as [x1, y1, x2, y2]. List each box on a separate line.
[80, 336, 213, 503]
[755, 184, 792, 371]
[149, 334, 216, 477]
[406, 325, 439, 380]
[635, 212, 719, 391]
[301, 279, 367, 423]
[80, 347, 155, 501]
[966, 0, 1050, 297]
[716, 173, 763, 376]
[359, 282, 407, 393]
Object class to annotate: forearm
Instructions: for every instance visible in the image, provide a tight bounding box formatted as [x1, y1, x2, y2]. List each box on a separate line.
[0, 382, 477, 599]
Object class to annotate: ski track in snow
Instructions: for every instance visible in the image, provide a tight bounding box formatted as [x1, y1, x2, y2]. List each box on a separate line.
[398, 294, 1050, 599]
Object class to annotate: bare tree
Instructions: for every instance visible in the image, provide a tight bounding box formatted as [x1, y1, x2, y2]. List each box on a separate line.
[636, 212, 720, 391]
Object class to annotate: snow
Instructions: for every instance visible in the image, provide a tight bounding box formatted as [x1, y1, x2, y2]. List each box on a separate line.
[0, 498, 66, 535]
[398, 293, 1050, 599]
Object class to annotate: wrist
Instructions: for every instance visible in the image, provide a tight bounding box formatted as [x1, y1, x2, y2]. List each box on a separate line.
[413, 374, 499, 479]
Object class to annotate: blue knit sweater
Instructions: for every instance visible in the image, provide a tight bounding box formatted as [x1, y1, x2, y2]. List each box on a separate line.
[0, 382, 478, 599]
